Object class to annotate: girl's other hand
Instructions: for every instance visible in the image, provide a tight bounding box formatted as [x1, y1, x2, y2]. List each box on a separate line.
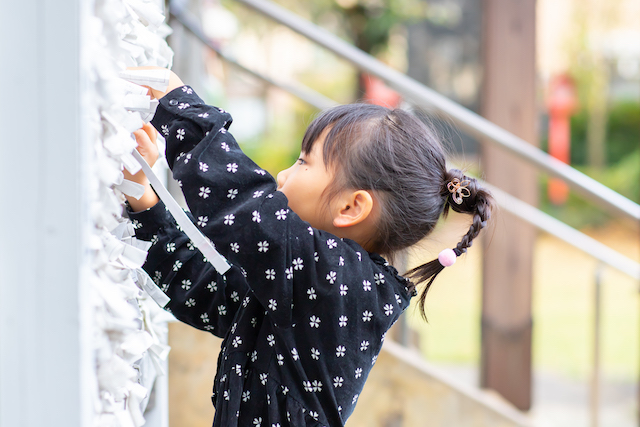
[133, 122, 159, 169]
[126, 122, 159, 185]
[123, 122, 161, 211]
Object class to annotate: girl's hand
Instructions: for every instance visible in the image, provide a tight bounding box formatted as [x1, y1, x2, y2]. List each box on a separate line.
[127, 66, 185, 99]
[133, 122, 160, 169]
[126, 122, 159, 182]
[124, 122, 160, 212]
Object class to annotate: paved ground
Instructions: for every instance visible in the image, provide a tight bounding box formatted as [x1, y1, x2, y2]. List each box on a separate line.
[435, 363, 637, 427]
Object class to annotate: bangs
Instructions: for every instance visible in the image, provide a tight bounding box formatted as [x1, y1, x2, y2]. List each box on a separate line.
[301, 104, 390, 168]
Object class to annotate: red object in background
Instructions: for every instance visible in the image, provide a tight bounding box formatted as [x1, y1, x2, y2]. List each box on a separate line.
[547, 74, 577, 205]
[362, 74, 402, 108]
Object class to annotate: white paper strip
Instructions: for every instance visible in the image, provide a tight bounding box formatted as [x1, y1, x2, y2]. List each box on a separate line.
[119, 78, 150, 96]
[137, 270, 171, 307]
[131, 150, 231, 275]
[127, 382, 148, 426]
[125, 0, 166, 28]
[123, 93, 151, 111]
[139, 111, 156, 123]
[121, 151, 142, 175]
[86, 1, 175, 424]
[132, 238, 152, 252]
[120, 39, 145, 58]
[115, 179, 146, 199]
[119, 69, 170, 92]
[120, 112, 144, 133]
[119, 244, 149, 269]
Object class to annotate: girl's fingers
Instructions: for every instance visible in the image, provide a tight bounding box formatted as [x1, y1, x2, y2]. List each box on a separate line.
[141, 122, 157, 143]
[133, 128, 152, 149]
[133, 125, 159, 168]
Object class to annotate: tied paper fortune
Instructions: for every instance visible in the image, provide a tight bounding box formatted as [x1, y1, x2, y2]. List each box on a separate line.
[119, 68, 171, 92]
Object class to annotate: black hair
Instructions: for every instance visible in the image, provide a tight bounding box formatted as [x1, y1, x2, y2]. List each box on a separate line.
[301, 103, 494, 319]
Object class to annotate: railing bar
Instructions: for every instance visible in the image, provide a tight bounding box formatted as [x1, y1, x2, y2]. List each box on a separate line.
[234, 0, 640, 223]
[169, 4, 337, 111]
[590, 264, 603, 427]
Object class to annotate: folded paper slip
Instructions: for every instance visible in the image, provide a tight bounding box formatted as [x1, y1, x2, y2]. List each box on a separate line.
[119, 68, 171, 92]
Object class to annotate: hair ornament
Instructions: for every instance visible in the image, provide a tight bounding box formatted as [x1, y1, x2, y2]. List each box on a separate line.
[447, 178, 471, 205]
[438, 248, 457, 267]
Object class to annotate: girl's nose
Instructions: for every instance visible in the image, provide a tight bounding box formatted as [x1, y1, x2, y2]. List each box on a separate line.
[276, 166, 290, 190]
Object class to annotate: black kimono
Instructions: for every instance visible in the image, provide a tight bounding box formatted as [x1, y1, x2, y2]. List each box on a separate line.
[129, 86, 414, 426]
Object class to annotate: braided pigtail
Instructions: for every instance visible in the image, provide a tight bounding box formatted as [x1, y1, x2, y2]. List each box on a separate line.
[407, 169, 494, 320]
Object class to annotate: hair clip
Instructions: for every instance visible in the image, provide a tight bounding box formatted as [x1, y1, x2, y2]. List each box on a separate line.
[447, 178, 471, 205]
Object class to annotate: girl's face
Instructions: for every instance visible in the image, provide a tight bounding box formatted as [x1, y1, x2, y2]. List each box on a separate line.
[276, 132, 337, 232]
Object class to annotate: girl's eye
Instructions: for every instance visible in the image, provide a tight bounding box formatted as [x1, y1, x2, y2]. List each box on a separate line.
[297, 158, 306, 165]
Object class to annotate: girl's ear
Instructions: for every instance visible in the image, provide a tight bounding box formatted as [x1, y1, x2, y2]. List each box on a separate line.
[333, 190, 374, 228]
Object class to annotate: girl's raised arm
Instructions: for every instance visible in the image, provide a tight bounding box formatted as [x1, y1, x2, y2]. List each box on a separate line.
[148, 86, 412, 331]
[130, 199, 250, 337]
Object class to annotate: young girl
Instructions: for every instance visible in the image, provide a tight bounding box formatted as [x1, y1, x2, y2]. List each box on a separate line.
[125, 69, 492, 426]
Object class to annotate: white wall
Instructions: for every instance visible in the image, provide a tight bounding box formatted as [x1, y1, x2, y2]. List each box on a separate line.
[0, 0, 89, 425]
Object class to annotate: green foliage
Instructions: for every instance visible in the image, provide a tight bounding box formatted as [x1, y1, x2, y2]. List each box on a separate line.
[538, 101, 639, 227]
[329, 0, 425, 55]
[240, 137, 299, 177]
[238, 99, 316, 177]
[540, 148, 640, 228]
[569, 101, 640, 166]
[298, 62, 359, 104]
[606, 101, 640, 165]
[540, 178, 610, 229]
[241, 0, 426, 55]
[596, 147, 640, 203]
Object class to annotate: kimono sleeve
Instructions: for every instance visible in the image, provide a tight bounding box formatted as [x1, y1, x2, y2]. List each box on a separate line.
[129, 200, 249, 338]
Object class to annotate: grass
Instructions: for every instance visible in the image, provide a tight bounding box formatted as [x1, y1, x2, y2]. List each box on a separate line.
[533, 228, 639, 381]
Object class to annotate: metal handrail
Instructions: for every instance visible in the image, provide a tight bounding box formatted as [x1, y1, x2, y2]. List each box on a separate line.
[233, 0, 640, 223]
[168, 6, 640, 282]
[486, 183, 640, 280]
[169, 5, 336, 111]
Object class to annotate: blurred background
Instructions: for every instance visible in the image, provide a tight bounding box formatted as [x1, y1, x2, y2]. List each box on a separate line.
[162, 0, 640, 425]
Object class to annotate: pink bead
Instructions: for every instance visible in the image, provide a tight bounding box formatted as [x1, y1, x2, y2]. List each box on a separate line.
[438, 248, 457, 267]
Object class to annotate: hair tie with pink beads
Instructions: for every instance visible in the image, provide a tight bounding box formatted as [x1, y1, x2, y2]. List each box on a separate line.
[438, 248, 460, 267]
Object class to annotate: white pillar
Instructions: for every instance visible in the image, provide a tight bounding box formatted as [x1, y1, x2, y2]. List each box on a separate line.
[0, 0, 91, 425]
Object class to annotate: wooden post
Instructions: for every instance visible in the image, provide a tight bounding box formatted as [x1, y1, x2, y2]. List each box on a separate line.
[480, 0, 537, 411]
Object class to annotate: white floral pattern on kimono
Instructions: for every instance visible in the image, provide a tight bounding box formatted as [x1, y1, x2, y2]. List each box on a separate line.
[129, 86, 414, 427]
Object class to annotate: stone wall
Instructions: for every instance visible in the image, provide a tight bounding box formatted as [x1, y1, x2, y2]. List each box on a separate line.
[168, 322, 530, 427]
[348, 340, 532, 427]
